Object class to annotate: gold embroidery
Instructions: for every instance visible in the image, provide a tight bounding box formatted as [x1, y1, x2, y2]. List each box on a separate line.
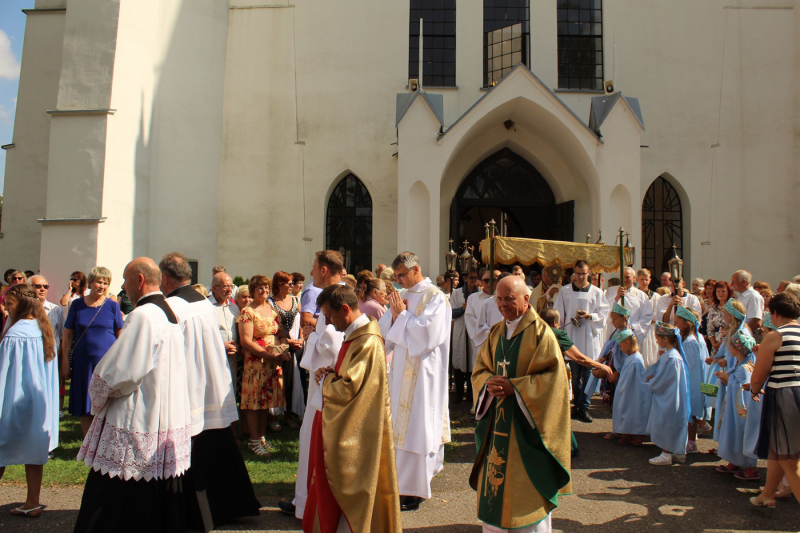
[485, 446, 507, 506]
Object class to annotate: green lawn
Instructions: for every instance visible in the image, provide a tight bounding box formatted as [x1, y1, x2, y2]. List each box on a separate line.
[1, 384, 300, 499]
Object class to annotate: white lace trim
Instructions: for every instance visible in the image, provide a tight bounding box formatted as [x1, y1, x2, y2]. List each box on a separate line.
[77, 416, 192, 481]
[88, 374, 123, 414]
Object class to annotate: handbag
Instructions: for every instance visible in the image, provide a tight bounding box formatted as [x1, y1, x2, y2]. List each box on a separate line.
[700, 364, 719, 397]
[68, 299, 106, 368]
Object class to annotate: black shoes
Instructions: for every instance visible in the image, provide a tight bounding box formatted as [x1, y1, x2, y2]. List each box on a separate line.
[575, 409, 593, 423]
[277, 500, 296, 516]
[400, 496, 423, 512]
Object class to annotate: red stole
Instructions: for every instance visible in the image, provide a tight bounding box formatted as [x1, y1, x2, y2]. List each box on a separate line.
[302, 341, 353, 533]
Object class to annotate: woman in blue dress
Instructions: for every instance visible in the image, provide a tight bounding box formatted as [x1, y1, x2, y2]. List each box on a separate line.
[647, 321, 691, 466]
[0, 284, 59, 518]
[674, 305, 712, 453]
[61, 267, 123, 436]
[611, 329, 651, 445]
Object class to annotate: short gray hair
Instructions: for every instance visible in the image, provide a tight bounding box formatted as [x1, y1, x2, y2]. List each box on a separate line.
[785, 283, 800, 300]
[159, 252, 193, 282]
[392, 252, 419, 271]
[692, 278, 704, 285]
[88, 266, 112, 286]
[129, 261, 161, 285]
[624, 267, 636, 277]
[211, 264, 227, 275]
[734, 270, 752, 285]
[661, 272, 671, 278]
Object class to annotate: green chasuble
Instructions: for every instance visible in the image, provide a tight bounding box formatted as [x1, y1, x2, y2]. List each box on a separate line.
[470, 306, 572, 529]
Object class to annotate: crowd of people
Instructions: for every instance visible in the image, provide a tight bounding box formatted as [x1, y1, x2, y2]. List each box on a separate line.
[0, 252, 799, 531]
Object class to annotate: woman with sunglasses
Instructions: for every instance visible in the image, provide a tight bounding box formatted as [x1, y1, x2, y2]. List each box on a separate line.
[59, 271, 87, 309]
[0, 270, 28, 332]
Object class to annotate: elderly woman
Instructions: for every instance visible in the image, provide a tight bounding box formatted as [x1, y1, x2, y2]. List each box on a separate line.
[268, 271, 305, 429]
[0, 285, 59, 518]
[359, 278, 387, 319]
[59, 271, 87, 309]
[62, 266, 123, 436]
[236, 276, 290, 455]
[356, 270, 374, 300]
[750, 293, 800, 510]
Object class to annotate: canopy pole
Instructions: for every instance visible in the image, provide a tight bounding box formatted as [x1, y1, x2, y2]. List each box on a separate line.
[618, 227, 625, 306]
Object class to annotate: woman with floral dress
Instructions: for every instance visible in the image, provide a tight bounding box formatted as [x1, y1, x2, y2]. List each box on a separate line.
[236, 275, 289, 456]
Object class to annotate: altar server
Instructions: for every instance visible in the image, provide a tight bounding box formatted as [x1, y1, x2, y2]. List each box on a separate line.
[606, 267, 653, 344]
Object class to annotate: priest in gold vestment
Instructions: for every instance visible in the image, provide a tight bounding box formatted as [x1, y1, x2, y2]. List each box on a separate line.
[302, 284, 401, 533]
[470, 276, 572, 533]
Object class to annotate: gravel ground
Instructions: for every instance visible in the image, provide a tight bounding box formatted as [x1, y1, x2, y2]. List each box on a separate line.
[1, 398, 798, 532]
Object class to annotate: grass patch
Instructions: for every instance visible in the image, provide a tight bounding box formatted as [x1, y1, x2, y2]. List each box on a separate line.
[1, 383, 301, 497]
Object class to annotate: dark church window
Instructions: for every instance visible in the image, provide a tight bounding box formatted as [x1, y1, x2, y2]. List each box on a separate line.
[484, 1, 530, 87]
[409, 0, 457, 87]
[642, 176, 683, 287]
[557, 0, 604, 91]
[326, 174, 373, 275]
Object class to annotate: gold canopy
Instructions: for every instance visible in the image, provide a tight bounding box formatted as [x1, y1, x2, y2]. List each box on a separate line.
[481, 236, 632, 274]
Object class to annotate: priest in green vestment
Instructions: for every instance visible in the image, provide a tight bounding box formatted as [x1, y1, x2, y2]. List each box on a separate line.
[470, 276, 572, 533]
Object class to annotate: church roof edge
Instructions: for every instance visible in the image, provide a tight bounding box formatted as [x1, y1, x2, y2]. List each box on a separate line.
[396, 90, 444, 127]
[589, 92, 645, 134]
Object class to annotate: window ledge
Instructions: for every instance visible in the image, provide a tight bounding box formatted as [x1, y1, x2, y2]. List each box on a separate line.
[36, 217, 107, 224]
[554, 89, 605, 94]
[405, 85, 458, 90]
[1, 143, 14, 150]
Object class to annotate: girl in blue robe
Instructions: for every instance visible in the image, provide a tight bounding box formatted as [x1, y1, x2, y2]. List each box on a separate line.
[674, 306, 712, 453]
[611, 329, 651, 444]
[715, 331, 760, 480]
[712, 299, 749, 443]
[0, 285, 59, 518]
[647, 321, 691, 466]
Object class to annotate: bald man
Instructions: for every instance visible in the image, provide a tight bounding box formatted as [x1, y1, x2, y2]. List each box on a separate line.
[75, 258, 192, 532]
[470, 276, 571, 533]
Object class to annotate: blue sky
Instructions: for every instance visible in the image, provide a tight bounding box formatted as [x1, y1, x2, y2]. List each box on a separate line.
[0, 1, 35, 194]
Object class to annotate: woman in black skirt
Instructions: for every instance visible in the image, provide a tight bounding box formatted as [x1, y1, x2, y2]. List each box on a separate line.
[749, 292, 800, 510]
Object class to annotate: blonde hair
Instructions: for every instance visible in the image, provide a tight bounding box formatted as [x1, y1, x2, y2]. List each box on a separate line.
[88, 266, 113, 296]
[192, 284, 209, 297]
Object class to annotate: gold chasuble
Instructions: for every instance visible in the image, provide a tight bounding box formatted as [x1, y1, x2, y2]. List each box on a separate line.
[304, 318, 401, 533]
[470, 306, 572, 529]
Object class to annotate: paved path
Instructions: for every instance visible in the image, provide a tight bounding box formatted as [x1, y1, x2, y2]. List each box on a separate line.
[1, 399, 798, 532]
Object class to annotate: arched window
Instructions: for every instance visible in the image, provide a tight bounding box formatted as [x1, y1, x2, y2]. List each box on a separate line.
[326, 174, 373, 274]
[642, 176, 683, 287]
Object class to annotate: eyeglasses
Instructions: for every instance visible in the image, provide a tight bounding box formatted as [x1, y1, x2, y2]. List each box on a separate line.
[12, 276, 24, 281]
[32, 284, 49, 289]
[212, 284, 235, 290]
[481, 278, 491, 282]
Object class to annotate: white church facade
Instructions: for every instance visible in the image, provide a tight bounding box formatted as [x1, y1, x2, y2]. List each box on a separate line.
[2, 0, 798, 296]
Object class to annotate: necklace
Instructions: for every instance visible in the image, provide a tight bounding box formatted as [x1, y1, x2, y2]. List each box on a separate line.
[497, 335, 521, 377]
[87, 295, 106, 308]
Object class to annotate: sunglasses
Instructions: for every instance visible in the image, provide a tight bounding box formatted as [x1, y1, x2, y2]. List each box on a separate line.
[12, 276, 24, 281]
[70, 278, 78, 282]
[32, 284, 49, 290]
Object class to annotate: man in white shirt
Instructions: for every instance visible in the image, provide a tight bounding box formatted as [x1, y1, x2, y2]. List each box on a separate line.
[30, 275, 66, 420]
[605, 267, 653, 344]
[660, 271, 672, 288]
[553, 260, 610, 423]
[656, 277, 702, 324]
[379, 252, 451, 512]
[208, 272, 240, 393]
[732, 270, 764, 331]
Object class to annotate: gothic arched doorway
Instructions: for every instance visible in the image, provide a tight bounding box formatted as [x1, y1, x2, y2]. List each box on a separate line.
[326, 173, 372, 274]
[449, 148, 573, 250]
[641, 175, 683, 290]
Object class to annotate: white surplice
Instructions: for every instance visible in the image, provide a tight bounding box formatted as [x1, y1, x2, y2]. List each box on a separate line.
[553, 284, 610, 360]
[379, 277, 452, 499]
[475, 295, 504, 351]
[78, 293, 191, 481]
[293, 307, 344, 518]
[168, 289, 238, 434]
[464, 291, 491, 366]
[655, 291, 702, 324]
[450, 287, 470, 373]
[604, 286, 653, 344]
[640, 291, 661, 367]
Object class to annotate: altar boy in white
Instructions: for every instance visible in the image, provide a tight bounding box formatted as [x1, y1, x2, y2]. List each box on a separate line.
[553, 260, 610, 423]
[74, 258, 191, 532]
[379, 252, 452, 512]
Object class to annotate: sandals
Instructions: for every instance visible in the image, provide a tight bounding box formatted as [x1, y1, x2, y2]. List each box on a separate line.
[749, 496, 776, 517]
[734, 468, 762, 481]
[248, 439, 271, 457]
[10, 506, 43, 518]
[697, 423, 713, 436]
[260, 436, 276, 453]
[269, 421, 282, 432]
[716, 463, 741, 474]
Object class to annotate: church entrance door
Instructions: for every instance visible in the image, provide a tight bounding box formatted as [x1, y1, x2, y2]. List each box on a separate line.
[450, 148, 574, 253]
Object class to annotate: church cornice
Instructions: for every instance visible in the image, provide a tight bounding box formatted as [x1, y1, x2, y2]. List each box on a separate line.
[47, 109, 116, 116]
[22, 8, 66, 15]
